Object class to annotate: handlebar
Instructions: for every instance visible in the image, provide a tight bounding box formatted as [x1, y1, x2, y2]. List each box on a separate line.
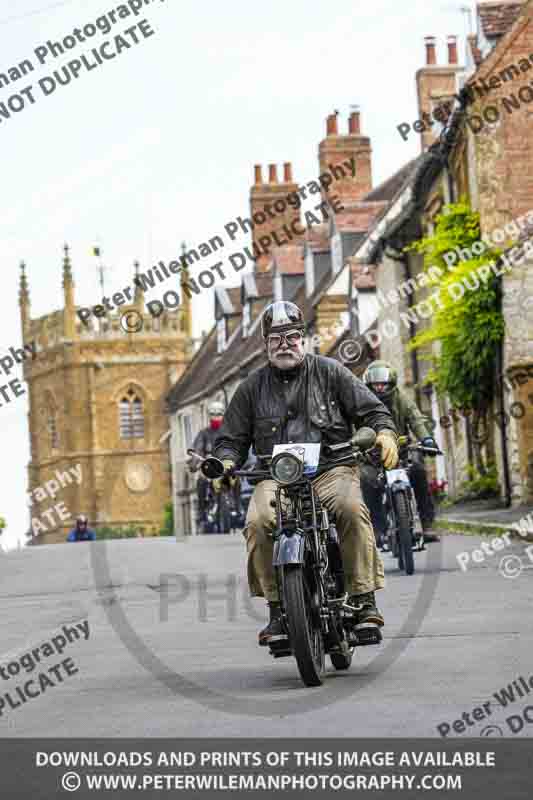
[407, 444, 443, 456]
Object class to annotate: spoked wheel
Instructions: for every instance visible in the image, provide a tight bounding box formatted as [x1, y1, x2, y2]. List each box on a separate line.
[283, 566, 325, 687]
[394, 492, 415, 575]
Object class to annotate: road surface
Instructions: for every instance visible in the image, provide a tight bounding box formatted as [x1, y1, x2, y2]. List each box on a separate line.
[1, 530, 532, 738]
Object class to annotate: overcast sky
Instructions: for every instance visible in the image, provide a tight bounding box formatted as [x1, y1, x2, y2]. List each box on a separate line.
[0, 0, 476, 547]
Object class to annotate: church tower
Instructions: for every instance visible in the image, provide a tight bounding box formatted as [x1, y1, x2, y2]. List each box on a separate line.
[20, 248, 192, 544]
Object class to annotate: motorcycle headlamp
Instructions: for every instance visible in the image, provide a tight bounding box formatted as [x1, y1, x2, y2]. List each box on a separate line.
[270, 452, 304, 485]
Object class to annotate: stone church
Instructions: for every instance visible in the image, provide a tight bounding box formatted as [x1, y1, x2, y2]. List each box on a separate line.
[19, 247, 192, 543]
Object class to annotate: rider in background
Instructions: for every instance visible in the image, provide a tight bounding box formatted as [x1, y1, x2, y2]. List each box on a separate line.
[360, 361, 438, 547]
[190, 401, 225, 527]
[66, 514, 96, 542]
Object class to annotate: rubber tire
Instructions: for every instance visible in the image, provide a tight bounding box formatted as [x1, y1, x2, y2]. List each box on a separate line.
[330, 643, 354, 671]
[394, 492, 415, 575]
[283, 566, 325, 687]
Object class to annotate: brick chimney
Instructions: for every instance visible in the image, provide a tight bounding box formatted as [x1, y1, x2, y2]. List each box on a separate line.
[448, 35, 458, 65]
[318, 108, 372, 207]
[416, 35, 463, 152]
[249, 162, 302, 272]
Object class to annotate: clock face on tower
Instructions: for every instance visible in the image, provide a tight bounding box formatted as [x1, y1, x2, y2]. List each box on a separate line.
[124, 462, 153, 493]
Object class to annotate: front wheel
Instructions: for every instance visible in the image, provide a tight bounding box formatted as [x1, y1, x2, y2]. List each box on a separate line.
[394, 492, 415, 575]
[283, 566, 325, 687]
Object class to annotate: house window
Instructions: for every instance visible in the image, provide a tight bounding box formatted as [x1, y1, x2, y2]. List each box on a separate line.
[181, 414, 193, 450]
[217, 318, 226, 353]
[119, 389, 145, 439]
[48, 410, 59, 450]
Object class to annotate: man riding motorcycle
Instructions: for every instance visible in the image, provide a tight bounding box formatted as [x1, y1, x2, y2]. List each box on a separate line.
[66, 514, 96, 542]
[189, 401, 226, 528]
[360, 360, 438, 547]
[212, 301, 399, 646]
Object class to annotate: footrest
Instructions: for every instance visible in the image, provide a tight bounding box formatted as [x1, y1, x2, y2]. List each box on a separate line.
[259, 633, 288, 648]
[268, 637, 291, 657]
[353, 623, 382, 646]
[270, 648, 292, 658]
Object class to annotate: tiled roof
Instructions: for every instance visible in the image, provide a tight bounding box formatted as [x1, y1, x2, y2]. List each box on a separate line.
[478, 1, 524, 39]
[363, 157, 421, 203]
[335, 203, 387, 233]
[353, 155, 427, 260]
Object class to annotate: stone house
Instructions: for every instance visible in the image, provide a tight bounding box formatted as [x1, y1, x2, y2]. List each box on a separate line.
[354, 0, 533, 504]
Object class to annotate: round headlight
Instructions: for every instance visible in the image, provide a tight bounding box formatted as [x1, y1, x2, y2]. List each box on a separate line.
[271, 453, 304, 485]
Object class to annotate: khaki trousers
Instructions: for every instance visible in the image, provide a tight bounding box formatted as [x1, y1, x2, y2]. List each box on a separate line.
[243, 465, 385, 602]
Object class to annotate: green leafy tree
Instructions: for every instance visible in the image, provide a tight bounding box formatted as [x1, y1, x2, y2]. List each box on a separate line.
[0, 516, 5, 531]
[406, 199, 508, 472]
[160, 502, 174, 536]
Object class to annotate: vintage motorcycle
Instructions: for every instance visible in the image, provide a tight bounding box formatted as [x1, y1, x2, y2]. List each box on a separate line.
[200, 428, 379, 688]
[187, 449, 242, 534]
[378, 436, 442, 575]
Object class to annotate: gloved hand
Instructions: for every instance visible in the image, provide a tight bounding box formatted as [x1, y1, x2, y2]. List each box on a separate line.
[212, 459, 236, 493]
[376, 430, 399, 469]
[421, 436, 438, 450]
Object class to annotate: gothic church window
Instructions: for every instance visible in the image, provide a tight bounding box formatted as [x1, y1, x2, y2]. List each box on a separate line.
[119, 389, 145, 439]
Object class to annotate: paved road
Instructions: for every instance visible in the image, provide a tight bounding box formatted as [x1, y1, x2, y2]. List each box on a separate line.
[1, 530, 532, 738]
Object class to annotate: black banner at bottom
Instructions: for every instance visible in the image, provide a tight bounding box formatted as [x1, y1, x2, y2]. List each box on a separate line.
[0, 739, 531, 799]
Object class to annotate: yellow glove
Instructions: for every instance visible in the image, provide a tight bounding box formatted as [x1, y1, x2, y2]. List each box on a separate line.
[212, 459, 236, 493]
[376, 430, 399, 469]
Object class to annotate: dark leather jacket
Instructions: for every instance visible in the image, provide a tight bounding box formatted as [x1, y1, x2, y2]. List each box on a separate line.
[214, 354, 396, 473]
[192, 426, 219, 458]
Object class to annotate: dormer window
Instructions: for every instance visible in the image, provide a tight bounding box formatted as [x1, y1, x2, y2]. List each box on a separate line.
[242, 303, 251, 339]
[217, 318, 226, 353]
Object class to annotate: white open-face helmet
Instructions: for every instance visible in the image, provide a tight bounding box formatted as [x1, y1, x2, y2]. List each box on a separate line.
[208, 401, 224, 417]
